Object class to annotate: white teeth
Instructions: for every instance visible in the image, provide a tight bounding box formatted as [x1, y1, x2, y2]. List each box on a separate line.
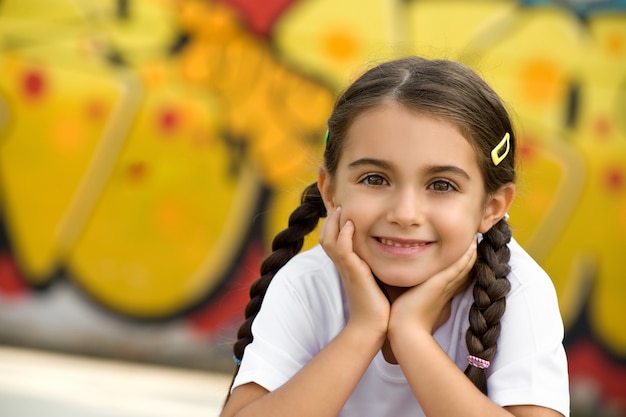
[379, 238, 424, 248]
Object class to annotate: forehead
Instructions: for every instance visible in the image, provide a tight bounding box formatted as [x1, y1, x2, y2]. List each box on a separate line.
[341, 103, 479, 172]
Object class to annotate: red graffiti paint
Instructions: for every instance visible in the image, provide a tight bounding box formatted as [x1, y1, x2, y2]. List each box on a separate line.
[517, 137, 537, 162]
[21, 69, 46, 101]
[0, 252, 28, 297]
[219, 0, 296, 37]
[568, 339, 626, 408]
[158, 107, 181, 134]
[604, 167, 624, 192]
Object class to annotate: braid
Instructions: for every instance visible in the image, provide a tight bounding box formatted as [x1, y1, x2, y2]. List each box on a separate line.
[231, 182, 326, 368]
[464, 219, 512, 394]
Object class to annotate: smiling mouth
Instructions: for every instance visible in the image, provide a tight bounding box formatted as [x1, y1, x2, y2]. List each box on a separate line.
[377, 238, 430, 248]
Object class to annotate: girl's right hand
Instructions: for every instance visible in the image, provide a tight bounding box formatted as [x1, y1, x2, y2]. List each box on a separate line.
[319, 207, 390, 340]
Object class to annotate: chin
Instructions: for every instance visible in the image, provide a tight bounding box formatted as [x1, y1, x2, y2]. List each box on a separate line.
[372, 270, 427, 289]
[372, 277, 415, 301]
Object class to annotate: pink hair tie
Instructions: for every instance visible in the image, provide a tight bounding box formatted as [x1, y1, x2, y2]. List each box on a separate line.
[467, 355, 490, 369]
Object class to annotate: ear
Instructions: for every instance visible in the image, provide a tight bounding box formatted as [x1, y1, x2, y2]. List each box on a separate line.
[478, 183, 516, 233]
[317, 166, 336, 212]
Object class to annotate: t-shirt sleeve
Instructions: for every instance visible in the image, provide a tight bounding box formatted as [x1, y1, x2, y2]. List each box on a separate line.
[487, 257, 570, 416]
[232, 250, 343, 393]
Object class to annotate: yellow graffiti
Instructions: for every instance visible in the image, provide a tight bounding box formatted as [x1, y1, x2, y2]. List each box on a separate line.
[0, 0, 333, 317]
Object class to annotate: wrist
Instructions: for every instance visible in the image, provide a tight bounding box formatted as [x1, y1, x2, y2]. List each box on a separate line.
[389, 298, 452, 337]
[388, 314, 429, 345]
[344, 320, 387, 348]
[388, 324, 432, 360]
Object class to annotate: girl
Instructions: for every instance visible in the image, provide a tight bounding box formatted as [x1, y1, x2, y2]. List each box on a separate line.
[221, 57, 569, 417]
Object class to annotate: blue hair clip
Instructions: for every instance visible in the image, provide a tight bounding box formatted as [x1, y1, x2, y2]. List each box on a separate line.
[233, 355, 242, 366]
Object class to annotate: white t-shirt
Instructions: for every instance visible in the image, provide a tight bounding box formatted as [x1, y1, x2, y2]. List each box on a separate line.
[232, 238, 570, 417]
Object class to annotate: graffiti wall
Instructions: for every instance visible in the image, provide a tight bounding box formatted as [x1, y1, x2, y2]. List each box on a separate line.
[0, 0, 624, 414]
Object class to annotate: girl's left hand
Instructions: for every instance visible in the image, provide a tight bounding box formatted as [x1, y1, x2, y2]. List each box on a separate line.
[388, 239, 477, 336]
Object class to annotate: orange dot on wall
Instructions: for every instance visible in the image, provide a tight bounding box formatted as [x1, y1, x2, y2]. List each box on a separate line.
[52, 119, 82, 155]
[593, 115, 613, 139]
[154, 198, 185, 235]
[85, 99, 108, 122]
[126, 161, 147, 182]
[141, 63, 167, 88]
[518, 58, 565, 104]
[321, 28, 359, 62]
[605, 32, 625, 57]
[191, 128, 215, 148]
[526, 188, 552, 218]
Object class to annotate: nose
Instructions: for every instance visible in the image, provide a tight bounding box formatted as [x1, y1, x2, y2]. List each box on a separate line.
[387, 187, 424, 227]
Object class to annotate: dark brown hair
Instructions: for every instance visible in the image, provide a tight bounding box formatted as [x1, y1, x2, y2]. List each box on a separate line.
[230, 56, 515, 397]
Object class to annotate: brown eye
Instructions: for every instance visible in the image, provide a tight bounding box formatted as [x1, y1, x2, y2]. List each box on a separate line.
[430, 180, 454, 192]
[362, 174, 387, 186]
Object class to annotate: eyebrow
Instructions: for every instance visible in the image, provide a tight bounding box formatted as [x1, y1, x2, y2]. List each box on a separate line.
[347, 158, 392, 170]
[347, 158, 471, 180]
[426, 165, 471, 180]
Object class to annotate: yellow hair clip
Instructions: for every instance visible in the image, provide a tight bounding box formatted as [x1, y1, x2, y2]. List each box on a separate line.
[491, 132, 510, 166]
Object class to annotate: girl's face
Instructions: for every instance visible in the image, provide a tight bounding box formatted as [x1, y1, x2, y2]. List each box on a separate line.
[319, 102, 508, 289]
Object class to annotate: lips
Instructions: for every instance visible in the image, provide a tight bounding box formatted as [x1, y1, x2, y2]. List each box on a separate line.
[377, 237, 430, 248]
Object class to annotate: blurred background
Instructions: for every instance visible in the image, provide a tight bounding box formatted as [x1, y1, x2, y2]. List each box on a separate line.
[0, 0, 624, 416]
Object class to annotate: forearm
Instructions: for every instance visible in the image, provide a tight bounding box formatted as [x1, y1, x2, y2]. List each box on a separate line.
[227, 324, 384, 417]
[391, 329, 513, 417]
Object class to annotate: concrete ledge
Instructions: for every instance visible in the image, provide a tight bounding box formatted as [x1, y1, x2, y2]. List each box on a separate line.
[0, 345, 232, 417]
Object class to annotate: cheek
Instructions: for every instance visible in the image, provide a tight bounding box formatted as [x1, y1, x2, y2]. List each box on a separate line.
[337, 198, 376, 223]
[433, 205, 483, 247]
[436, 198, 484, 228]
[336, 203, 376, 251]
[334, 190, 371, 218]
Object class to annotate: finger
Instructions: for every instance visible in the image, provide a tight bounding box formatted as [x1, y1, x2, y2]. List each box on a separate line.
[451, 240, 477, 280]
[319, 206, 341, 246]
[447, 240, 477, 293]
[460, 239, 478, 274]
[429, 240, 476, 294]
[335, 219, 355, 260]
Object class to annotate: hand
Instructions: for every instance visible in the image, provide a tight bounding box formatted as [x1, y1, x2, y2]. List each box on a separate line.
[389, 239, 477, 336]
[319, 207, 390, 339]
